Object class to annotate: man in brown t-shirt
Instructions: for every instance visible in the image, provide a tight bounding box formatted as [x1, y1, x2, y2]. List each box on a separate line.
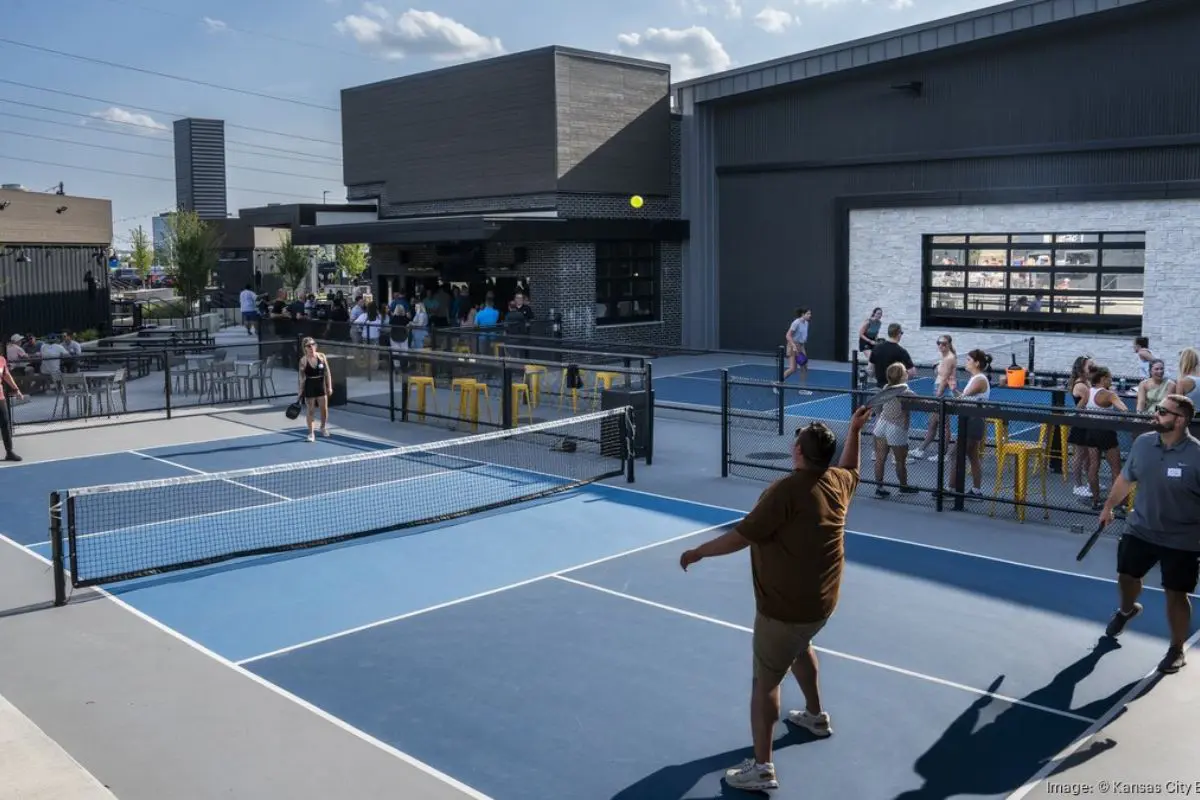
[680, 404, 869, 792]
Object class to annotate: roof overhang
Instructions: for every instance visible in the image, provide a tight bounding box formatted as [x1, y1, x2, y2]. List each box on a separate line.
[290, 215, 689, 246]
[235, 203, 379, 228]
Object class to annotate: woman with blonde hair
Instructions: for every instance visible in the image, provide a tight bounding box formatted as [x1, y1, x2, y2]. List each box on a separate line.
[872, 362, 918, 498]
[1136, 358, 1174, 414]
[297, 336, 332, 442]
[911, 334, 957, 461]
[1174, 347, 1200, 412]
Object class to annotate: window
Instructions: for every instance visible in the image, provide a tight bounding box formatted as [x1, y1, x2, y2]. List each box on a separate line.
[595, 241, 660, 325]
[921, 232, 1145, 335]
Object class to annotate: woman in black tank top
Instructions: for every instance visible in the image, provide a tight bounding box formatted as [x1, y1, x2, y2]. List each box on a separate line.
[298, 337, 332, 441]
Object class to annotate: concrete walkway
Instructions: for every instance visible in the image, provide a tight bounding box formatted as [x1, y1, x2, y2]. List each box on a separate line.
[0, 692, 118, 799]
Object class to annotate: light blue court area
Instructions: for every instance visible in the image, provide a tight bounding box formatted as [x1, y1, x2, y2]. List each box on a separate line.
[655, 362, 855, 411]
[2, 429, 1194, 799]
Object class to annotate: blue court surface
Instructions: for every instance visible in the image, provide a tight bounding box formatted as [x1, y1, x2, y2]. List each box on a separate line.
[3, 428, 1194, 799]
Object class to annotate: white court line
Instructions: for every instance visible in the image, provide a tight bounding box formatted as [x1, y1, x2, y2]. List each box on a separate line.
[0, 532, 496, 800]
[69, 469, 460, 543]
[127, 450, 290, 501]
[1008, 624, 1200, 800]
[783, 393, 850, 414]
[658, 362, 759, 379]
[0, 428, 273, 469]
[234, 519, 741, 665]
[552, 575, 1097, 725]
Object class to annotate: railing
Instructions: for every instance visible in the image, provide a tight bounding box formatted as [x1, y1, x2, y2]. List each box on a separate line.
[719, 370, 1174, 533]
[281, 338, 655, 464]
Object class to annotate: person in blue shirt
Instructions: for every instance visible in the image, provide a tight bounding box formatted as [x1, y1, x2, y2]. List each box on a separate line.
[474, 300, 500, 327]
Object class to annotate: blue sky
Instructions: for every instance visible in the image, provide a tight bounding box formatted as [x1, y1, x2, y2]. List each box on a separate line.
[0, 0, 1002, 246]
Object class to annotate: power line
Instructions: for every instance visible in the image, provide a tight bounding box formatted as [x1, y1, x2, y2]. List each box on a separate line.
[0, 155, 325, 201]
[0, 98, 342, 163]
[0, 128, 343, 182]
[94, 0, 378, 64]
[0, 37, 340, 112]
[0, 78, 341, 146]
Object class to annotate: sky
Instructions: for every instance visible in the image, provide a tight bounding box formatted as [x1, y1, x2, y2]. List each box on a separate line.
[0, 0, 1007, 246]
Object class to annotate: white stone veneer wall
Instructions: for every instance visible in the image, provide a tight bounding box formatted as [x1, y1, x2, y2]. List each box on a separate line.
[848, 200, 1200, 377]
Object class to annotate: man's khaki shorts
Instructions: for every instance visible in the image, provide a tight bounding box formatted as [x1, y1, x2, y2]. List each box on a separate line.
[752, 611, 827, 687]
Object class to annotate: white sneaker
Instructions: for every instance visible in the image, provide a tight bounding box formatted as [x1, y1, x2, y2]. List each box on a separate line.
[909, 448, 925, 460]
[786, 709, 833, 737]
[724, 758, 778, 791]
[306, 432, 315, 442]
[1073, 485, 1092, 497]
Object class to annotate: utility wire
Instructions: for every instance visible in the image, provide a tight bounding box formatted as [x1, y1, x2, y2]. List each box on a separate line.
[0, 37, 339, 112]
[0, 78, 341, 146]
[0, 155, 325, 201]
[0, 128, 343, 182]
[0, 98, 342, 163]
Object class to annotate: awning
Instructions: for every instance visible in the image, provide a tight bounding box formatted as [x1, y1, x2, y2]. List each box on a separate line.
[289, 215, 689, 246]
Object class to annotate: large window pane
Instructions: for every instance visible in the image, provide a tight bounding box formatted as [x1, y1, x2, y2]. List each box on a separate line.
[930, 235, 966, 243]
[968, 234, 1008, 244]
[930, 271, 964, 288]
[1056, 295, 1099, 314]
[965, 293, 1007, 312]
[967, 271, 1006, 288]
[596, 241, 658, 325]
[928, 292, 964, 310]
[968, 248, 1007, 266]
[1055, 272, 1096, 291]
[1102, 249, 1145, 268]
[1055, 233, 1100, 243]
[1100, 297, 1144, 316]
[1056, 249, 1097, 267]
[930, 248, 964, 266]
[1011, 234, 1053, 244]
[1011, 249, 1051, 267]
[1009, 271, 1052, 291]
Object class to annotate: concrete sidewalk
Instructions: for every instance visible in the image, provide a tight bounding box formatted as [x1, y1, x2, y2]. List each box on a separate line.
[0, 692, 118, 799]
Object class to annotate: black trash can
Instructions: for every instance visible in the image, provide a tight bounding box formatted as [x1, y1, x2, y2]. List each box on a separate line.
[324, 354, 350, 407]
[601, 386, 654, 461]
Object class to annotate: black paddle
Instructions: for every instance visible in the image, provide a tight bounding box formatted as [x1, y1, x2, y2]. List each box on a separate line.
[1076, 521, 1106, 561]
[864, 384, 910, 410]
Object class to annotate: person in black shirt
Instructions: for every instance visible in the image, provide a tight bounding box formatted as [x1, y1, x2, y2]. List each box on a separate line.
[867, 323, 916, 388]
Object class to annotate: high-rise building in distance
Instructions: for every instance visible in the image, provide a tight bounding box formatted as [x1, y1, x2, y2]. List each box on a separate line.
[173, 118, 227, 219]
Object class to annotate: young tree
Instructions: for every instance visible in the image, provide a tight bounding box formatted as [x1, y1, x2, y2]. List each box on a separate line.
[129, 225, 154, 284]
[275, 233, 311, 295]
[335, 243, 369, 282]
[161, 210, 221, 324]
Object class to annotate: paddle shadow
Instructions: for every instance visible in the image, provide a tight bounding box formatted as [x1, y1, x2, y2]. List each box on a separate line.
[892, 636, 1144, 799]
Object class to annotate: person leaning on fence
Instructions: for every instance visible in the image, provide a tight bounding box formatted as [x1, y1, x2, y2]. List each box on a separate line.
[0, 351, 23, 462]
[297, 337, 333, 442]
[1099, 393, 1200, 674]
[946, 349, 991, 500]
[1083, 366, 1128, 510]
[872, 362, 919, 498]
[678, 405, 873, 793]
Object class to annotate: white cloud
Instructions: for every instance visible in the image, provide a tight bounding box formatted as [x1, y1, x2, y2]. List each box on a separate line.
[754, 7, 796, 32]
[334, 6, 504, 62]
[888, 0, 914, 8]
[615, 26, 733, 80]
[798, 0, 913, 7]
[87, 107, 168, 136]
[202, 17, 227, 33]
[680, 0, 743, 18]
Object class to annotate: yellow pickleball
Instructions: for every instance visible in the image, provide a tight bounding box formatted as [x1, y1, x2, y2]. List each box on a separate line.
[630, 195, 643, 208]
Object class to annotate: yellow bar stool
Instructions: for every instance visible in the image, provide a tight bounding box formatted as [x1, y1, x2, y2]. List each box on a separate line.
[523, 365, 546, 407]
[452, 378, 476, 420]
[408, 375, 436, 419]
[591, 371, 621, 408]
[511, 382, 534, 427]
[558, 367, 581, 413]
[990, 419, 1050, 522]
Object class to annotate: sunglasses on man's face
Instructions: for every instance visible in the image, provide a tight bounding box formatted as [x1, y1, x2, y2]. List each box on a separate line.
[1154, 406, 1184, 419]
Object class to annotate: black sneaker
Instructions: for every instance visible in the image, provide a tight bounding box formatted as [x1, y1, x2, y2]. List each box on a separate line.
[874, 488, 890, 499]
[1105, 603, 1142, 638]
[899, 485, 919, 494]
[1158, 647, 1186, 674]
[3, 452, 20, 462]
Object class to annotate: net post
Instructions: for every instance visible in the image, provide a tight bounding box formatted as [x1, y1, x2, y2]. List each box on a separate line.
[851, 349, 859, 389]
[776, 346, 785, 436]
[721, 369, 730, 478]
[163, 351, 172, 420]
[1028, 337, 1036, 374]
[50, 491, 66, 606]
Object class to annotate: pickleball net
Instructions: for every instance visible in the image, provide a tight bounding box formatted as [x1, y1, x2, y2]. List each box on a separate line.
[49, 406, 635, 603]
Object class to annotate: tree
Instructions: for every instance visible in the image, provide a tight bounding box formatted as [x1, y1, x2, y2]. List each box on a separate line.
[129, 225, 153, 284]
[335, 243, 369, 282]
[161, 210, 221, 322]
[275, 233, 311, 295]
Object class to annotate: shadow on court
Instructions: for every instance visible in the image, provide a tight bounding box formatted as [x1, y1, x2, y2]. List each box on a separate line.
[891, 637, 1137, 799]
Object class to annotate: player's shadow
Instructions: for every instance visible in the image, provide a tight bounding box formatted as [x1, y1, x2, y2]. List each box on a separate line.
[892, 636, 1143, 799]
[609, 723, 825, 800]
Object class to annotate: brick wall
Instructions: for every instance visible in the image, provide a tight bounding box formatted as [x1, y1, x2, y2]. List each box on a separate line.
[848, 200, 1200, 376]
[353, 116, 684, 348]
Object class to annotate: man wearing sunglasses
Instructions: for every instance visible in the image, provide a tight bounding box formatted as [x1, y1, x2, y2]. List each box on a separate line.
[679, 405, 872, 792]
[1100, 393, 1200, 674]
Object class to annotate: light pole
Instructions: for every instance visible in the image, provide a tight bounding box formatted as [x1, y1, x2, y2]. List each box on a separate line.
[322, 191, 329, 204]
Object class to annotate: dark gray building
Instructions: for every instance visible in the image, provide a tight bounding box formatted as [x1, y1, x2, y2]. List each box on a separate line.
[295, 46, 688, 347]
[174, 118, 228, 220]
[674, 0, 1200, 374]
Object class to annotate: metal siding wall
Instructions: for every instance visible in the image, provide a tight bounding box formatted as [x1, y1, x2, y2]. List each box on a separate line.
[715, 146, 1200, 358]
[712, 2, 1200, 168]
[677, 87, 720, 350]
[0, 246, 111, 335]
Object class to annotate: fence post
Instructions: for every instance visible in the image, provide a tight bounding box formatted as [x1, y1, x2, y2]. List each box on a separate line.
[50, 491, 65, 607]
[721, 368, 730, 478]
[502, 360, 514, 429]
[1028, 336, 1037, 375]
[776, 345, 785, 436]
[953, 408, 969, 511]
[625, 408, 636, 483]
[935, 397, 947, 512]
[163, 351, 172, 419]
[643, 361, 653, 465]
[388, 348, 396, 423]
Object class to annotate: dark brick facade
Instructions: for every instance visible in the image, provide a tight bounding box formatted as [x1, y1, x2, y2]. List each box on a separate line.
[359, 116, 684, 349]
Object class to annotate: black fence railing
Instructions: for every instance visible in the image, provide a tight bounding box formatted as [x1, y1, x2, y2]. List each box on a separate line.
[720, 370, 1173, 533]
[282, 338, 656, 464]
[8, 339, 291, 431]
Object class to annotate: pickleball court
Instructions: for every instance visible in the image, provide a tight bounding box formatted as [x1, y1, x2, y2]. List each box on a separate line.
[2, 407, 1196, 800]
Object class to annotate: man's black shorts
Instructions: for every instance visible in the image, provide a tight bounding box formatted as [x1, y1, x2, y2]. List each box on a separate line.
[1117, 533, 1200, 594]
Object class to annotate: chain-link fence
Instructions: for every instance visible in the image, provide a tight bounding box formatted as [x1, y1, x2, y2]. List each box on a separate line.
[721, 370, 1163, 538]
[300, 339, 655, 464]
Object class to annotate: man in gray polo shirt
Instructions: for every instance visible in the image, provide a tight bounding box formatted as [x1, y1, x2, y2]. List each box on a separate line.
[1100, 393, 1200, 674]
